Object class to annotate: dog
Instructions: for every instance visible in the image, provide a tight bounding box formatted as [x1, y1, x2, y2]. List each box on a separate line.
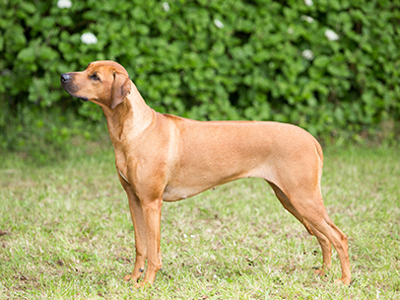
[60, 60, 351, 287]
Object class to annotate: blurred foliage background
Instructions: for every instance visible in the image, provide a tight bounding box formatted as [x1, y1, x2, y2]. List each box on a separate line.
[0, 0, 399, 161]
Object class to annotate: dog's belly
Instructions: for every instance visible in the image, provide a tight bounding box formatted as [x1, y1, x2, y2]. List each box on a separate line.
[162, 185, 207, 201]
[161, 171, 235, 201]
[162, 179, 238, 202]
[161, 166, 273, 202]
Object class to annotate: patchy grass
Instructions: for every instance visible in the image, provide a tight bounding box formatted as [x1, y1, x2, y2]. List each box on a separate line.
[1, 145, 399, 299]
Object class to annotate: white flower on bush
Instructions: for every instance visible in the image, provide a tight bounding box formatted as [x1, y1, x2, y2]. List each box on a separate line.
[214, 19, 224, 29]
[57, 0, 72, 9]
[325, 29, 339, 41]
[287, 27, 294, 34]
[301, 15, 314, 23]
[81, 32, 98, 45]
[302, 49, 314, 60]
[162, 2, 170, 12]
[304, 0, 313, 6]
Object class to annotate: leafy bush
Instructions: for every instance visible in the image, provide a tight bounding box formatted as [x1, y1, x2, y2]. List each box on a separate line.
[1, 0, 399, 152]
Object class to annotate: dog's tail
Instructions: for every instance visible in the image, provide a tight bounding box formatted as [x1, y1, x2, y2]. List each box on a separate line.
[315, 140, 324, 165]
[314, 138, 324, 186]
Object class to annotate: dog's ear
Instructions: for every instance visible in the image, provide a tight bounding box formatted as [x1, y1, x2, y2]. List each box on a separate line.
[110, 72, 131, 109]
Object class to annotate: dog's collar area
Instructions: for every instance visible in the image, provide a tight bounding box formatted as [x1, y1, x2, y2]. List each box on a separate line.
[118, 169, 130, 184]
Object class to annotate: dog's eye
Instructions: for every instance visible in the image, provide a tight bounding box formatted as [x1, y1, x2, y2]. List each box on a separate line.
[90, 74, 100, 81]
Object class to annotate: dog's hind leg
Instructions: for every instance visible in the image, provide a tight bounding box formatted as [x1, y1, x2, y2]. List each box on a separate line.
[267, 181, 332, 276]
[276, 182, 350, 285]
[296, 197, 350, 285]
[309, 225, 332, 276]
[268, 181, 314, 234]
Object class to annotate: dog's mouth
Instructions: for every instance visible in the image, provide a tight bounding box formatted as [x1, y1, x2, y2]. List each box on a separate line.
[61, 83, 88, 101]
[61, 83, 78, 93]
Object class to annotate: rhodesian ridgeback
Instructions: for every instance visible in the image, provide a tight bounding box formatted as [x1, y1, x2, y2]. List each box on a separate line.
[60, 61, 351, 287]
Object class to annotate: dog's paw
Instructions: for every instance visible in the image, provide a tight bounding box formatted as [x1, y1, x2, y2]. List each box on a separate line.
[334, 277, 351, 286]
[133, 281, 151, 289]
[124, 274, 132, 282]
[125, 268, 144, 282]
[313, 268, 326, 277]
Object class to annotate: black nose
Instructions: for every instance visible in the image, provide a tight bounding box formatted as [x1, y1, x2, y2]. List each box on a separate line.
[60, 73, 70, 83]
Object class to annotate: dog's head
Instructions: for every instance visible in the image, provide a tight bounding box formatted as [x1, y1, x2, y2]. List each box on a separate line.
[60, 61, 131, 109]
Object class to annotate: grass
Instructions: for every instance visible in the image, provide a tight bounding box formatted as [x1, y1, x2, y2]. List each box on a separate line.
[1, 143, 399, 299]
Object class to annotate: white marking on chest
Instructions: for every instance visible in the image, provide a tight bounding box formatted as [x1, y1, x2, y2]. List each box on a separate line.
[118, 169, 130, 184]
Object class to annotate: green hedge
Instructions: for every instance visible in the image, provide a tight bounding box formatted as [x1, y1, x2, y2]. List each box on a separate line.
[1, 0, 400, 147]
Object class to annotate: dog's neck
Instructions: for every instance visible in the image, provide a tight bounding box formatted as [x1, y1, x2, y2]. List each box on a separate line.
[102, 82, 156, 144]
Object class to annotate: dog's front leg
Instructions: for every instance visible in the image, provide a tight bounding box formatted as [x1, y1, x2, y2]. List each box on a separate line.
[134, 197, 163, 287]
[119, 177, 148, 283]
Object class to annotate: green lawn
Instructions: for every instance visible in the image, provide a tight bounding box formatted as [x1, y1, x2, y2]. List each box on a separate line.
[1, 145, 399, 299]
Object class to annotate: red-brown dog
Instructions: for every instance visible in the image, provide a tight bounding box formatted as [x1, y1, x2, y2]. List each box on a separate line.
[61, 61, 351, 287]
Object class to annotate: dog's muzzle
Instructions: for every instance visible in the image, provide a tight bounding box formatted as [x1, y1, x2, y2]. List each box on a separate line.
[60, 73, 87, 101]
